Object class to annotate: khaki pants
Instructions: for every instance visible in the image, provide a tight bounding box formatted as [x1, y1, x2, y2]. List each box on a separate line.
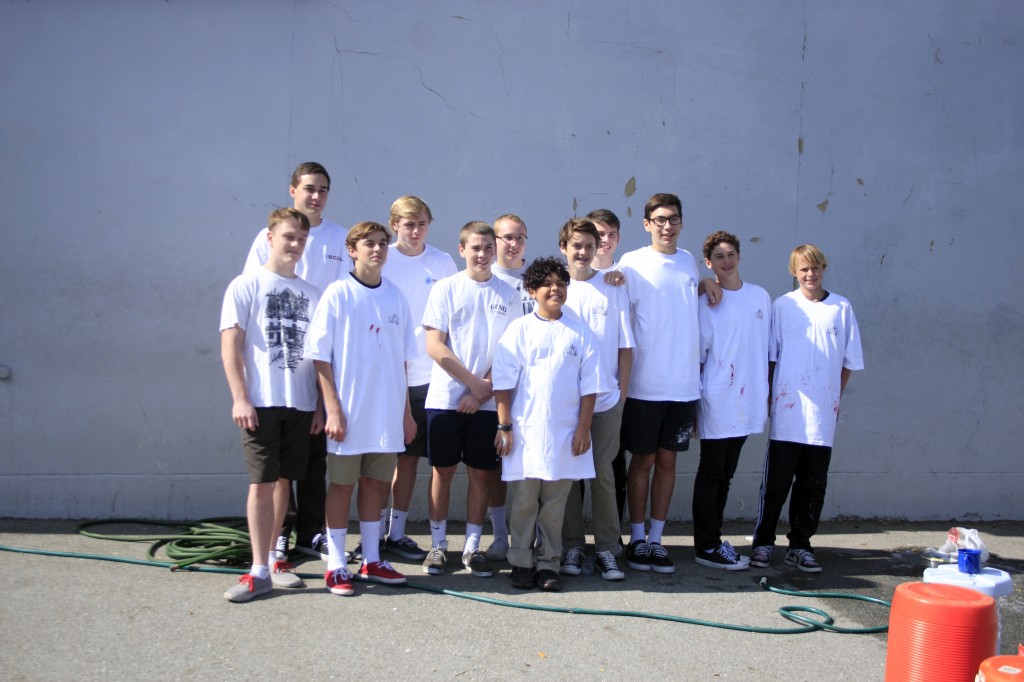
[561, 401, 624, 554]
[507, 478, 573, 572]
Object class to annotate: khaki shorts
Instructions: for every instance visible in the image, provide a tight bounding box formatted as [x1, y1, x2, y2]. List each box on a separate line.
[326, 453, 397, 485]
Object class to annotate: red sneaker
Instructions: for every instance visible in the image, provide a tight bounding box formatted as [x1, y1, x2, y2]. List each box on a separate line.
[325, 567, 355, 596]
[359, 560, 407, 584]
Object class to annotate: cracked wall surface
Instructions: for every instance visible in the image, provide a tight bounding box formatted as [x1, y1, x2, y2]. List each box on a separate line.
[1, 1, 1022, 519]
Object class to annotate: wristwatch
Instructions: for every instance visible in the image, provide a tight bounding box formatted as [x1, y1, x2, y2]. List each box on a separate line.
[496, 423, 513, 432]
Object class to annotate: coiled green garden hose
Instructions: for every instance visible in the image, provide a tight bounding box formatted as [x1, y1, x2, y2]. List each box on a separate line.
[0, 517, 890, 635]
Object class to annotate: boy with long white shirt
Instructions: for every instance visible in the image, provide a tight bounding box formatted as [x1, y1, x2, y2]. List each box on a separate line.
[693, 231, 771, 571]
[421, 221, 522, 578]
[557, 219, 633, 581]
[303, 221, 418, 595]
[372, 196, 458, 563]
[616, 192, 703, 575]
[243, 162, 346, 562]
[749, 244, 864, 573]
[493, 257, 604, 592]
[221, 208, 320, 602]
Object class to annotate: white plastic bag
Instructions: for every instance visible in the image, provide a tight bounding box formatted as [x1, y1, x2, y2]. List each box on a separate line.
[934, 526, 990, 564]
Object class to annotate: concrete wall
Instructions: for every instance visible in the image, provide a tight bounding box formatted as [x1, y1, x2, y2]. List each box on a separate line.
[1, 1, 1022, 520]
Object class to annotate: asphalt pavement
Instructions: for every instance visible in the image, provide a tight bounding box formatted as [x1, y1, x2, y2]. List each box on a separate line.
[2, 519, 1022, 681]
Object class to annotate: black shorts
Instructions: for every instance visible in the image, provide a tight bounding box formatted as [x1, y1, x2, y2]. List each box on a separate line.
[401, 384, 429, 458]
[426, 409, 501, 471]
[620, 398, 697, 456]
[240, 407, 313, 484]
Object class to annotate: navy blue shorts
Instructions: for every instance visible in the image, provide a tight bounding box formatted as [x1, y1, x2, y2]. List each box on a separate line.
[426, 409, 501, 470]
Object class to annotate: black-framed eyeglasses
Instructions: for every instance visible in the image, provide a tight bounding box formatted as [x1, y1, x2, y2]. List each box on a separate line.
[648, 216, 682, 227]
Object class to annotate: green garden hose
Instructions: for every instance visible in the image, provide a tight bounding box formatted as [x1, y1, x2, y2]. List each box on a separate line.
[0, 517, 890, 635]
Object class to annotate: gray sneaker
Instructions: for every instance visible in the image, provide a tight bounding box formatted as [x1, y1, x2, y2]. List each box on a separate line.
[560, 546, 585, 576]
[484, 537, 509, 562]
[462, 550, 495, 578]
[750, 545, 774, 568]
[422, 546, 448, 575]
[224, 574, 273, 603]
[271, 560, 305, 588]
[784, 548, 823, 573]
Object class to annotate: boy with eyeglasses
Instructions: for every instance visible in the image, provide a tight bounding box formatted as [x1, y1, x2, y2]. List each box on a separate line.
[486, 213, 532, 560]
[616, 193, 705, 574]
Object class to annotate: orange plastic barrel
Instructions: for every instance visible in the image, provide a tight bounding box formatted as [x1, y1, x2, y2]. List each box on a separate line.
[884, 581, 997, 681]
[978, 655, 1024, 681]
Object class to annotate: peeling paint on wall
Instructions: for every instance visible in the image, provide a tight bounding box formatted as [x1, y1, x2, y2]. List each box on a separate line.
[817, 198, 829, 213]
[798, 137, 804, 154]
[624, 176, 636, 197]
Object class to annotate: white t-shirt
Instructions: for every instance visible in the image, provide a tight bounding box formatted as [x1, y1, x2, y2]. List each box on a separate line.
[492, 313, 605, 482]
[697, 283, 772, 440]
[303, 274, 418, 455]
[616, 246, 701, 401]
[244, 219, 348, 292]
[564, 275, 635, 414]
[219, 268, 320, 412]
[768, 290, 864, 447]
[422, 272, 522, 411]
[492, 262, 536, 316]
[382, 244, 458, 386]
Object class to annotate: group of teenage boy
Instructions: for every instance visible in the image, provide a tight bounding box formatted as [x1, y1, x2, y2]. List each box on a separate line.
[219, 161, 864, 602]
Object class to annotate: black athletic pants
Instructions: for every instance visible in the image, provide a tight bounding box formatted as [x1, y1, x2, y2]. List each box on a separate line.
[692, 436, 747, 552]
[751, 439, 832, 551]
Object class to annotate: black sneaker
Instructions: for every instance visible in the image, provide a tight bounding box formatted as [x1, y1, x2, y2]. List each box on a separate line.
[384, 535, 429, 561]
[293, 533, 330, 561]
[595, 550, 625, 581]
[536, 569, 561, 592]
[560, 546, 585, 576]
[784, 548, 823, 573]
[647, 542, 675, 574]
[509, 565, 536, 589]
[626, 539, 651, 571]
[462, 550, 495, 578]
[694, 541, 749, 571]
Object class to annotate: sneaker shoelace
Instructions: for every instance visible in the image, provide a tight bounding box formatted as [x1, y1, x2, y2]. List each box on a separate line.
[596, 552, 619, 571]
[717, 542, 739, 562]
[632, 542, 650, 558]
[564, 547, 584, 566]
[649, 543, 669, 560]
[330, 567, 352, 582]
[272, 560, 293, 573]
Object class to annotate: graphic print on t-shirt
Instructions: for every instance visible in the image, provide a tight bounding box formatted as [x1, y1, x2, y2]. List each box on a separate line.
[264, 287, 312, 372]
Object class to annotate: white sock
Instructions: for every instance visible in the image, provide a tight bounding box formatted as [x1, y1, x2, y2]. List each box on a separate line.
[250, 564, 269, 579]
[488, 506, 508, 539]
[389, 509, 408, 540]
[379, 508, 388, 535]
[326, 527, 347, 571]
[430, 519, 447, 549]
[360, 520, 382, 563]
[649, 519, 666, 545]
[630, 522, 646, 544]
[267, 551, 278, 568]
[465, 523, 484, 553]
